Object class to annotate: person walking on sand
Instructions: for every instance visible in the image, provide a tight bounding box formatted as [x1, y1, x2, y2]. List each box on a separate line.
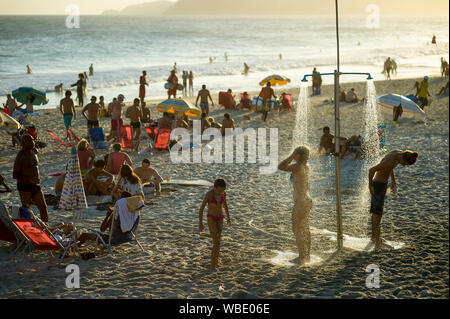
[71, 73, 84, 107]
[125, 98, 143, 151]
[108, 94, 125, 142]
[188, 71, 194, 96]
[199, 178, 231, 271]
[196, 85, 214, 116]
[278, 146, 312, 266]
[13, 135, 49, 223]
[258, 81, 276, 122]
[89, 64, 94, 76]
[368, 150, 418, 248]
[139, 70, 148, 104]
[81, 96, 101, 139]
[167, 70, 178, 99]
[60, 90, 76, 139]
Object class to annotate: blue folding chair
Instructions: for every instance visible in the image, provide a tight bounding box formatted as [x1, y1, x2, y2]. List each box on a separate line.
[89, 127, 107, 149]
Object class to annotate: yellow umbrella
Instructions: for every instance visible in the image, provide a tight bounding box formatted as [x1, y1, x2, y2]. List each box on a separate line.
[156, 98, 201, 117]
[259, 74, 291, 86]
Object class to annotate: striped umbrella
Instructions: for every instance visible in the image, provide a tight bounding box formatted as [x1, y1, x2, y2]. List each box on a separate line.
[12, 87, 48, 106]
[157, 98, 201, 117]
[259, 74, 291, 87]
[0, 111, 21, 133]
[58, 147, 88, 210]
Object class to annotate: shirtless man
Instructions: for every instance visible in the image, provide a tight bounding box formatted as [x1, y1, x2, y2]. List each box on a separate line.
[200, 112, 211, 133]
[81, 96, 100, 138]
[220, 113, 235, 136]
[85, 160, 115, 196]
[108, 94, 125, 142]
[278, 146, 312, 266]
[318, 126, 334, 154]
[195, 85, 214, 116]
[13, 135, 48, 222]
[125, 98, 143, 151]
[60, 90, 76, 139]
[139, 71, 148, 103]
[107, 97, 117, 117]
[134, 159, 163, 194]
[188, 71, 194, 96]
[368, 150, 418, 248]
[258, 82, 276, 122]
[345, 88, 362, 103]
[158, 112, 172, 130]
[71, 73, 84, 107]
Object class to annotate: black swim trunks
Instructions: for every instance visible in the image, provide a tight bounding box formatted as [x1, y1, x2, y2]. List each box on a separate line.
[87, 120, 99, 127]
[131, 121, 141, 129]
[370, 180, 388, 215]
[17, 182, 42, 196]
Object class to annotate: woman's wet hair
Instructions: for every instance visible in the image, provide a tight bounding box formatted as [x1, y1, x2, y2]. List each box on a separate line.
[112, 143, 122, 152]
[214, 178, 226, 188]
[402, 150, 418, 165]
[295, 146, 310, 164]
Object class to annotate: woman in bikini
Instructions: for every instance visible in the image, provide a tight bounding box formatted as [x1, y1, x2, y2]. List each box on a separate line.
[278, 146, 312, 266]
[198, 178, 231, 270]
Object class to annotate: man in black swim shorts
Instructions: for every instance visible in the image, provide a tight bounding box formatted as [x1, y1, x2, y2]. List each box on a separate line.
[368, 150, 418, 247]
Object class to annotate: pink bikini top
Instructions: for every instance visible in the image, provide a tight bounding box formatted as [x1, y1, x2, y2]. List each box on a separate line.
[210, 190, 225, 205]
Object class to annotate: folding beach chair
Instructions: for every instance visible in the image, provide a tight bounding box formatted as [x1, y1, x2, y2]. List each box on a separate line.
[283, 94, 293, 110]
[67, 128, 80, 143]
[47, 130, 74, 147]
[219, 91, 233, 109]
[89, 127, 107, 149]
[0, 201, 31, 253]
[154, 128, 171, 150]
[120, 125, 134, 150]
[145, 126, 158, 141]
[108, 197, 144, 253]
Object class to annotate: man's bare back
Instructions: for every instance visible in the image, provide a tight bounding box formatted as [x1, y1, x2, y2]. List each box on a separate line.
[198, 89, 211, 103]
[111, 101, 123, 120]
[60, 97, 75, 115]
[126, 105, 142, 123]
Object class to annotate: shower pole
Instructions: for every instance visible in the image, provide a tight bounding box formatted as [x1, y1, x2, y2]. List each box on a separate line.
[334, 0, 344, 249]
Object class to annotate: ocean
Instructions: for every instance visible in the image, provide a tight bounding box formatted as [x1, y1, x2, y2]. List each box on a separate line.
[0, 14, 448, 108]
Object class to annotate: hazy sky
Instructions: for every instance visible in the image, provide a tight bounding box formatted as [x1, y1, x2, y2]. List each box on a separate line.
[0, 0, 174, 15]
[0, 0, 448, 15]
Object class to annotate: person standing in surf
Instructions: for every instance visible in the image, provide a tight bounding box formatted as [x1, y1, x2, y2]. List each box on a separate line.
[198, 179, 231, 271]
[278, 146, 312, 266]
[368, 150, 418, 248]
[139, 71, 148, 104]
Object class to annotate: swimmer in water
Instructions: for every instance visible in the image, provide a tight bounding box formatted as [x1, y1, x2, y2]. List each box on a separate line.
[198, 178, 231, 270]
[278, 146, 312, 266]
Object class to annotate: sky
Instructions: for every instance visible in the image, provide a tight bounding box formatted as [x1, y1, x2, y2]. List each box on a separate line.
[0, 0, 448, 15]
[0, 0, 173, 15]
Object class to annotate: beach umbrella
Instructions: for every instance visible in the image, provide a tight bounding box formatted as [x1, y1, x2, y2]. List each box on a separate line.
[0, 111, 21, 133]
[377, 94, 425, 120]
[58, 147, 88, 210]
[12, 87, 49, 106]
[157, 98, 201, 117]
[259, 74, 291, 87]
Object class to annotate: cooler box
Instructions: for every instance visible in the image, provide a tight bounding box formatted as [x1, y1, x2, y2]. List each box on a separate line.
[164, 83, 173, 90]
[266, 99, 279, 110]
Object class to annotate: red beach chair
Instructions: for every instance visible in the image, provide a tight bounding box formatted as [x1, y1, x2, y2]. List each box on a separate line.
[145, 126, 158, 141]
[47, 130, 74, 147]
[154, 128, 171, 150]
[219, 92, 233, 109]
[120, 125, 134, 149]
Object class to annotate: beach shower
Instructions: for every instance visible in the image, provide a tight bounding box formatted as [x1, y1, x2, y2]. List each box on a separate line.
[292, 82, 310, 151]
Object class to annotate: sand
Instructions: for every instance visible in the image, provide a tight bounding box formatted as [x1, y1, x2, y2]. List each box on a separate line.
[0, 76, 448, 299]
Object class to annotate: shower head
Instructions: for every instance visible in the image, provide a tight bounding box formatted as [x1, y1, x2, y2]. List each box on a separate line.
[366, 74, 373, 80]
[301, 76, 308, 82]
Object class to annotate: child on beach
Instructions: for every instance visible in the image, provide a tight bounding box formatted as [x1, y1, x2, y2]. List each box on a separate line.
[198, 179, 231, 270]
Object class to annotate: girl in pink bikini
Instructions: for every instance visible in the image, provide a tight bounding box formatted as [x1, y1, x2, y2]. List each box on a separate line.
[198, 178, 231, 270]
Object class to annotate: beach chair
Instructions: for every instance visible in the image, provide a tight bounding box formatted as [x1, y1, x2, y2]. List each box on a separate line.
[239, 93, 251, 110]
[108, 197, 144, 253]
[145, 126, 157, 141]
[67, 128, 80, 143]
[154, 128, 171, 150]
[89, 127, 107, 149]
[47, 130, 74, 147]
[218, 91, 233, 109]
[0, 201, 32, 253]
[283, 94, 293, 110]
[120, 125, 134, 150]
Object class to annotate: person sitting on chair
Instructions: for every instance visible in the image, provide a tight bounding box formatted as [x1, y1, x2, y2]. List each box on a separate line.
[85, 160, 115, 196]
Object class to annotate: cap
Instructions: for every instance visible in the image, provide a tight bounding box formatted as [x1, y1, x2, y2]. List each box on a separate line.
[118, 94, 125, 100]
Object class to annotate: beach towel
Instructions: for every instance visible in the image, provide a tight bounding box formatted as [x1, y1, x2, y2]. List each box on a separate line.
[126, 196, 145, 212]
[47, 130, 73, 147]
[154, 128, 171, 150]
[58, 147, 88, 210]
[120, 125, 134, 149]
[114, 198, 141, 233]
[89, 127, 107, 149]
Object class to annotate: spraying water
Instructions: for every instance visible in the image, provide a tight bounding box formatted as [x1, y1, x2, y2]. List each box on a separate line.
[357, 79, 382, 235]
[292, 83, 310, 150]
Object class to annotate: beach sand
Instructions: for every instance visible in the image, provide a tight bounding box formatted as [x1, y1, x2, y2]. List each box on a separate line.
[0, 76, 448, 298]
